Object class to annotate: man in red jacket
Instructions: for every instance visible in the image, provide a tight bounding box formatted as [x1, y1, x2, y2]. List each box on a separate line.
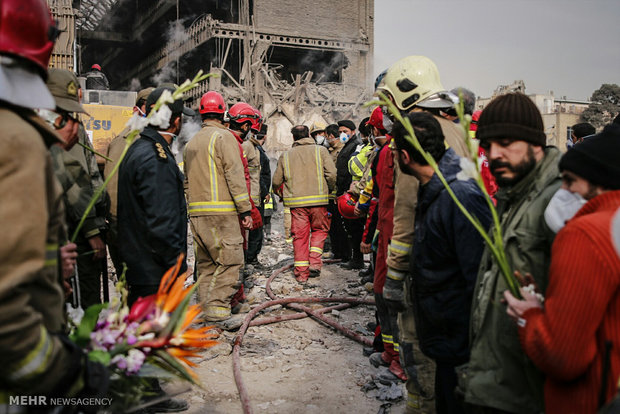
[505, 124, 620, 413]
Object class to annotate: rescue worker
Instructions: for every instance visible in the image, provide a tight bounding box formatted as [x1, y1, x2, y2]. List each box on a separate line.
[117, 87, 189, 307]
[310, 121, 330, 148]
[325, 123, 344, 256]
[464, 93, 562, 414]
[84, 63, 110, 90]
[272, 125, 336, 282]
[46, 68, 107, 309]
[104, 86, 154, 277]
[0, 0, 107, 404]
[243, 109, 265, 267]
[184, 92, 253, 331]
[377, 55, 472, 411]
[252, 123, 272, 263]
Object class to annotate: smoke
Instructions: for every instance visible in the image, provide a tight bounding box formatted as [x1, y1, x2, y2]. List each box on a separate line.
[172, 114, 202, 162]
[151, 63, 177, 86]
[150, 19, 196, 86]
[129, 78, 142, 91]
[296, 50, 348, 83]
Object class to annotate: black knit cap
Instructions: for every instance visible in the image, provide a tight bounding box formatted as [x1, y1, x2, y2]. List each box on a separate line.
[338, 119, 356, 131]
[477, 93, 546, 146]
[559, 123, 620, 190]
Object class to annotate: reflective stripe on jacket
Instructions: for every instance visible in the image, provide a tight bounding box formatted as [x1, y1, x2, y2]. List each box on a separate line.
[184, 120, 252, 216]
[272, 138, 336, 208]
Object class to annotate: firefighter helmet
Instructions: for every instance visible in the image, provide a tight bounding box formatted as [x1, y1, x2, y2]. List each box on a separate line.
[310, 121, 327, 136]
[250, 108, 263, 132]
[91, 63, 102, 71]
[199, 91, 227, 115]
[228, 102, 258, 125]
[366, 107, 385, 131]
[470, 110, 482, 132]
[0, 0, 57, 73]
[378, 56, 453, 111]
[337, 193, 358, 220]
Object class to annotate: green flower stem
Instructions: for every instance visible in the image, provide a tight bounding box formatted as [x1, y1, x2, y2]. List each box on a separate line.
[70, 70, 213, 243]
[368, 94, 521, 298]
[78, 141, 114, 162]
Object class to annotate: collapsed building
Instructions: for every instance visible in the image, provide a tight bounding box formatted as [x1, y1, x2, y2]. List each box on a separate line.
[48, 0, 374, 154]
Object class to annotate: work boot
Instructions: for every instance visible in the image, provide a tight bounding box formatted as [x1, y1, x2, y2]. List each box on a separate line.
[369, 351, 390, 368]
[388, 360, 408, 381]
[340, 259, 364, 270]
[358, 266, 372, 278]
[210, 315, 245, 331]
[376, 366, 405, 385]
[295, 275, 308, 284]
[309, 268, 321, 278]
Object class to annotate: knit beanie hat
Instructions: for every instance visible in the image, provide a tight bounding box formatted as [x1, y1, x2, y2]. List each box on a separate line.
[559, 123, 620, 190]
[477, 93, 546, 146]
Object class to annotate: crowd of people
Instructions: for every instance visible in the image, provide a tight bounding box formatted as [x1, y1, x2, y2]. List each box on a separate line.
[1, 1, 620, 413]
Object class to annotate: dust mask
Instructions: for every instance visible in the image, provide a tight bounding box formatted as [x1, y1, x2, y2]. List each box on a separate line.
[339, 132, 350, 143]
[544, 188, 587, 233]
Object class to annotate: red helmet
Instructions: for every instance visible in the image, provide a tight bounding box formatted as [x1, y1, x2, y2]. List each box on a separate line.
[91, 63, 102, 71]
[228, 102, 258, 125]
[470, 110, 482, 132]
[250, 108, 263, 132]
[199, 91, 227, 115]
[0, 0, 57, 73]
[337, 193, 358, 220]
[366, 106, 385, 131]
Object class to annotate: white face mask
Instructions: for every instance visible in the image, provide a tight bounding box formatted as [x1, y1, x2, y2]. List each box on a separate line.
[315, 135, 326, 146]
[544, 188, 587, 233]
[339, 132, 349, 143]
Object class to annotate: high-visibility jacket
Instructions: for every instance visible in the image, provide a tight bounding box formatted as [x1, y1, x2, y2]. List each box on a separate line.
[348, 142, 374, 181]
[0, 107, 74, 394]
[184, 120, 252, 216]
[272, 137, 336, 208]
[241, 137, 261, 206]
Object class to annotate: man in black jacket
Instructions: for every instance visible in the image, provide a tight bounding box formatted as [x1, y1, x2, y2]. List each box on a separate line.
[118, 87, 190, 306]
[392, 112, 491, 414]
[336, 119, 364, 268]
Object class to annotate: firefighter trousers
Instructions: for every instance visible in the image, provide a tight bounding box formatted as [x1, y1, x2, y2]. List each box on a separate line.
[191, 215, 244, 321]
[290, 206, 331, 279]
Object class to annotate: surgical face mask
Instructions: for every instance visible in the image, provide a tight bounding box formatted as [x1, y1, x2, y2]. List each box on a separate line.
[381, 107, 394, 132]
[544, 188, 587, 233]
[339, 132, 350, 143]
[159, 131, 178, 142]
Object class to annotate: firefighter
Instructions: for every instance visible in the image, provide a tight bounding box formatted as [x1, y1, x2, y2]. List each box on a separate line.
[45, 68, 108, 309]
[184, 93, 253, 331]
[84, 63, 110, 90]
[0, 0, 107, 404]
[272, 125, 336, 282]
[377, 55, 472, 411]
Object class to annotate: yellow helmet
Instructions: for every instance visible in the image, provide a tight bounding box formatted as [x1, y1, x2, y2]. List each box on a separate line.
[310, 121, 327, 136]
[378, 55, 455, 111]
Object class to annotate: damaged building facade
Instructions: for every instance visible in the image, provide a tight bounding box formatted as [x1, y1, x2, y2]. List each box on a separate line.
[53, 0, 374, 153]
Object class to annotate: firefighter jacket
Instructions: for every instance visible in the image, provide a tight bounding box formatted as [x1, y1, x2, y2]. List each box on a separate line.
[0, 106, 74, 395]
[348, 142, 374, 181]
[184, 120, 252, 217]
[50, 145, 103, 241]
[118, 127, 187, 286]
[242, 137, 261, 206]
[336, 135, 362, 196]
[387, 115, 471, 282]
[272, 138, 336, 208]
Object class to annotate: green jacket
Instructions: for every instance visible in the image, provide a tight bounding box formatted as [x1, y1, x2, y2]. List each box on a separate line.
[464, 147, 562, 413]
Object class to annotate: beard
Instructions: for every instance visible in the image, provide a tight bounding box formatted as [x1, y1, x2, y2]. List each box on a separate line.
[397, 152, 416, 176]
[489, 145, 537, 187]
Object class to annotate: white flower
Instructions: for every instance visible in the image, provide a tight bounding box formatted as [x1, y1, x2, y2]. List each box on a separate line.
[456, 157, 478, 181]
[523, 284, 545, 303]
[158, 89, 174, 105]
[470, 138, 480, 161]
[125, 113, 150, 133]
[126, 349, 146, 374]
[148, 105, 172, 129]
[66, 304, 84, 326]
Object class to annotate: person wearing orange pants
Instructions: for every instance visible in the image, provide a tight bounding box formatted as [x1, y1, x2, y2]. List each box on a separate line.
[273, 125, 336, 283]
[290, 206, 331, 280]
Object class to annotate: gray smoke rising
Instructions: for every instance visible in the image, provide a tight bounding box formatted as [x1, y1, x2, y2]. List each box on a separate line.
[150, 18, 196, 86]
[172, 114, 202, 162]
[129, 78, 142, 91]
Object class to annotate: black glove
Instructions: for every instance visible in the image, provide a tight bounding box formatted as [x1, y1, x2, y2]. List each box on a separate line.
[382, 277, 406, 312]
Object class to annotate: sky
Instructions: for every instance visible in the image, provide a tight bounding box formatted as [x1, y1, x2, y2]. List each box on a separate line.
[374, 0, 620, 101]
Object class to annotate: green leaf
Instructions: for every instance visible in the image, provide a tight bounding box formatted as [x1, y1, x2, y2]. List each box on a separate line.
[137, 361, 179, 380]
[70, 303, 107, 347]
[88, 349, 111, 365]
[153, 349, 199, 386]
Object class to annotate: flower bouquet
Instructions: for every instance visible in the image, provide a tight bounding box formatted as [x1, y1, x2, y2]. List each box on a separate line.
[68, 255, 217, 410]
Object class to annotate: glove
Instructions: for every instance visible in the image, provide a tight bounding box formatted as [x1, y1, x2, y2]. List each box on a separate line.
[250, 206, 263, 230]
[382, 276, 406, 312]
